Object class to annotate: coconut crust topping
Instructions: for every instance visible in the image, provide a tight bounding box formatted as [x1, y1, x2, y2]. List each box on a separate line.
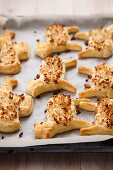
[0, 91, 24, 121]
[92, 63, 113, 89]
[95, 97, 113, 129]
[46, 24, 68, 46]
[40, 56, 64, 84]
[0, 42, 17, 65]
[46, 94, 76, 126]
[88, 28, 112, 51]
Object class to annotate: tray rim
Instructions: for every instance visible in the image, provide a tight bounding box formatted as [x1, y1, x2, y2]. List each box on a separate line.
[1, 138, 113, 153]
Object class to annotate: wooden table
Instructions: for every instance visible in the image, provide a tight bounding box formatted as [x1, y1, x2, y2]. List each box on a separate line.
[0, 0, 113, 169]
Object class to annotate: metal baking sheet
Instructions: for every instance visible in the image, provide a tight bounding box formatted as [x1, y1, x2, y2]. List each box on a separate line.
[0, 15, 113, 149]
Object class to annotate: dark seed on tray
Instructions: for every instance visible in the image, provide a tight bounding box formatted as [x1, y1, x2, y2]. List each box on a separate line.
[36, 39, 40, 42]
[19, 132, 23, 138]
[76, 106, 81, 115]
[85, 40, 88, 46]
[1, 136, 4, 139]
[88, 75, 92, 79]
[56, 52, 61, 55]
[85, 79, 88, 82]
[65, 50, 70, 53]
[37, 95, 40, 99]
[71, 34, 76, 40]
[44, 109, 47, 113]
[53, 90, 60, 96]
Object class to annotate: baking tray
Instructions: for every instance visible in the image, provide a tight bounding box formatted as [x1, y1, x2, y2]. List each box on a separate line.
[1, 138, 113, 153]
[0, 14, 113, 152]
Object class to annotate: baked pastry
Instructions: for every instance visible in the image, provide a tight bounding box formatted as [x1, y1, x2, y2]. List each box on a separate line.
[78, 62, 113, 98]
[34, 94, 91, 138]
[27, 56, 77, 97]
[76, 25, 113, 58]
[0, 77, 33, 133]
[0, 29, 30, 74]
[79, 97, 113, 135]
[35, 24, 82, 58]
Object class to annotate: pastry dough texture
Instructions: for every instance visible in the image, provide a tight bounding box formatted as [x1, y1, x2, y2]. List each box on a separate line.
[0, 29, 30, 74]
[79, 97, 113, 135]
[34, 94, 91, 138]
[36, 24, 82, 58]
[0, 77, 33, 133]
[76, 25, 113, 58]
[79, 62, 113, 98]
[27, 56, 77, 97]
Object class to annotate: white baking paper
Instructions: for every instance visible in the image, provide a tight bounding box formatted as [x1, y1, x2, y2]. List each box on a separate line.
[0, 15, 113, 147]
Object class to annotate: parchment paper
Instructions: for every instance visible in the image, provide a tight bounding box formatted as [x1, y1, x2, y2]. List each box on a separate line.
[0, 15, 113, 147]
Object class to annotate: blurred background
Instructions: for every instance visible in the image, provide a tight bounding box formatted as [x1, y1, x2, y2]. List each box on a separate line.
[1, 0, 113, 16]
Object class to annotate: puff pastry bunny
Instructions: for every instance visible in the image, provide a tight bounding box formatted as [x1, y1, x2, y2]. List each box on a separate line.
[34, 94, 91, 138]
[0, 29, 30, 74]
[36, 24, 82, 58]
[78, 62, 113, 98]
[79, 97, 113, 135]
[76, 25, 113, 58]
[0, 77, 33, 133]
[27, 56, 77, 97]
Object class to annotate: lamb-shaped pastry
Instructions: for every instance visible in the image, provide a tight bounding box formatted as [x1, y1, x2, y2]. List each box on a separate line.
[34, 94, 91, 138]
[36, 24, 82, 58]
[76, 25, 113, 58]
[0, 29, 30, 74]
[78, 62, 113, 98]
[0, 77, 33, 133]
[27, 56, 77, 97]
[79, 97, 113, 135]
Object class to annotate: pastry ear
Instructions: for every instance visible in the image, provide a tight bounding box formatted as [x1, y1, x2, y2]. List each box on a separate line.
[79, 102, 96, 111]
[59, 79, 77, 92]
[1, 77, 18, 92]
[79, 88, 96, 98]
[66, 26, 79, 33]
[73, 98, 91, 106]
[79, 49, 100, 58]
[78, 66, 93, 75]
[76, 32, 89, 40]
[67, 42, 82, 51]
[80, 125, 113, 135]
[63, 59, 77, 68]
